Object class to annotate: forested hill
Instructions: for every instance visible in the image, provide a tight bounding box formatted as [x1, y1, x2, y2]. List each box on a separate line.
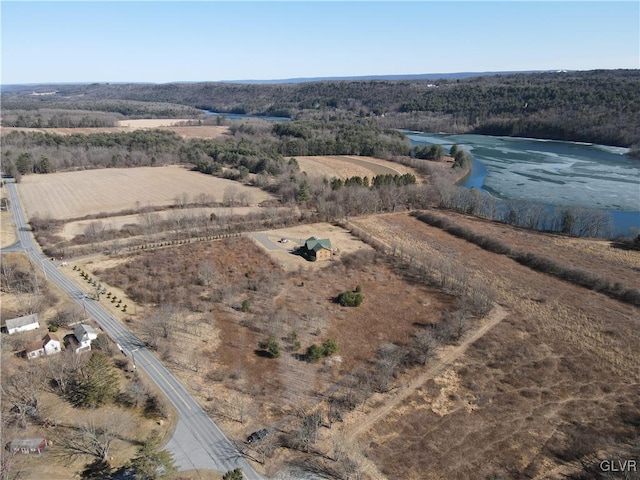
[3, 69, 639, 147]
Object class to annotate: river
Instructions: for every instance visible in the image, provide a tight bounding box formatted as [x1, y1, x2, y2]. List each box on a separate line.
[203, 110, 639, 236]
[403, 131, 640, 237]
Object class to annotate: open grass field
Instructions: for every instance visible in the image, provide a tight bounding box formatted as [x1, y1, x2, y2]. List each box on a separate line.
[59, 206, 294, 240]
[0, 186, 17, 247]
[0, 211, 17, 248]
[17, 165, 274, 219]
[1, 121, 230, 139]
[295, 155, 421, 181]
[344, 212, 640, 478]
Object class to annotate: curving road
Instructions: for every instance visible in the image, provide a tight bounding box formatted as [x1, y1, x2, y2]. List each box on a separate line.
[1, 179, 262, 479]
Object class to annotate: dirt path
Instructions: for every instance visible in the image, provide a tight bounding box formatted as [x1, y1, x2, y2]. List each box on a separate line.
[345, 304, 507, 443]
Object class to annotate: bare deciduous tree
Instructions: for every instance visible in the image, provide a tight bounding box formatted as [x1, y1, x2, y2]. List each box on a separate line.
[223, 186, 238, 207]
[197, 260, 217, 286]
[374, 343, 405, 392]
[56, 416, 131, 463]
[2, 365, 44, 429]
[409, 329, 438, 366]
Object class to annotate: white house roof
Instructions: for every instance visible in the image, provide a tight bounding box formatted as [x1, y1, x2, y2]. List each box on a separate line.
[5, 314, 39, 330]
[74, 324, 97, 342]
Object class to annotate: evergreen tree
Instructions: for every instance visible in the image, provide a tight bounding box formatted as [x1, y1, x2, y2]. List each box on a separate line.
[73, 352, 119, 407]
[223, 469, 244, 480]
[296, 179, 311, 203]
[129, 433, 177, 480]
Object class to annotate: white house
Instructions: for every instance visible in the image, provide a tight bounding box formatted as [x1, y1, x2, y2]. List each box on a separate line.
[71, 324, 98, 352]
[25, 333, 61, 360]
[4, 314, 40, 335]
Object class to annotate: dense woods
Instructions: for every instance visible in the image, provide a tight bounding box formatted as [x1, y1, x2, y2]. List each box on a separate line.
[1, 119, 413, 177]
[3, 69, 639, 147]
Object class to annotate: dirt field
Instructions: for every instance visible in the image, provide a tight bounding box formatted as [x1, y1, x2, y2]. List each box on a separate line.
[1, 121, 230, 139]
[343, 213, 640, 479]
[117, 119, 191, 128]
[295, 155, 421, 181]
[17, 165, 274, 219]
[247, 222, 375, 272]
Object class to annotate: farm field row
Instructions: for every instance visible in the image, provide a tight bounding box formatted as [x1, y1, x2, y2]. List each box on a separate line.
[17, 165, 274, 219]
[295, 155, 421, 181]
[2, 121, 230, 139]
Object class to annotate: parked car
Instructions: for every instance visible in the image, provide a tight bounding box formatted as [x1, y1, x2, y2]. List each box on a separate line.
[246, 428, 269, 443]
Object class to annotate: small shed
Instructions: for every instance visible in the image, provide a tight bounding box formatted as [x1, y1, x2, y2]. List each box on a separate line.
[6, 438, 48, 455]
[4, 314, 40, 335]
[303, 237, 333, 261]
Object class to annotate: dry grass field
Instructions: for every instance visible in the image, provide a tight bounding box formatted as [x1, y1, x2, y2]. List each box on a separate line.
[59, 206, 292, 240]
[17, 165, 274, 219]
[1, 121, 230, 139]
[1, 185, 17, 248]
[83, 233, 462, 476]
[295, 155, 421, 181]
[26, 206, 639, 478]
[1, 206, 17, 249]
[344, 213, 640, 479]
[0, 211, 17, 248]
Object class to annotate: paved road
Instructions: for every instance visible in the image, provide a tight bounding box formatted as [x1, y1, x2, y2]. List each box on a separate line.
[1, 179, 262, 479]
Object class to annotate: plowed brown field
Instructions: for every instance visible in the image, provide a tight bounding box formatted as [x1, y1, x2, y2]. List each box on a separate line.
[17, 165, 274, 219]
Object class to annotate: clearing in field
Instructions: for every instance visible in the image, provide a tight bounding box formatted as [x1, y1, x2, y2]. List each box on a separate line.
[17, 165, 274, 219]
[247, 222, 374, 271]
[295, 155, 421, 181]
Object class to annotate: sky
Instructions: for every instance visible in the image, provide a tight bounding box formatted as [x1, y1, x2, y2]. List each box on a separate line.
[1, 1, 638, 84]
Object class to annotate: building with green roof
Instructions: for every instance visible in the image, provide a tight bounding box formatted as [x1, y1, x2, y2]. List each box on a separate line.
[302, 236, 333, 261]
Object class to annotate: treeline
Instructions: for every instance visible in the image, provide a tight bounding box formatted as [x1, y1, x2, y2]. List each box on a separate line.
[330, 173, 416, 190]
[0, 98, 203, 120]
[413, 211, 640, 306]
[429, 182, 615, 238]
[2, 109, 120, 128]
[4, 70, 638, 146]
[2, 129, 186, 177]
[2, 119, 413, 179]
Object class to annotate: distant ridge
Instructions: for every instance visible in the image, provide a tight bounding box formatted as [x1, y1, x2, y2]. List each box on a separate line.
[221, 70, 550, 84]
[3, 70, 559, 88]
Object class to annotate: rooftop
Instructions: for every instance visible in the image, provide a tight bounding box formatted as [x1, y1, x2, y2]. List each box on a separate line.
[5, 314, 39, 329]
[305, 236, 332, 252]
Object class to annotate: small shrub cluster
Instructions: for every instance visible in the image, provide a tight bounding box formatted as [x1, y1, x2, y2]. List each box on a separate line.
[259, 335, 281, 358]
[305, 339, 339, 362]
[337, 287, 363, 307]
